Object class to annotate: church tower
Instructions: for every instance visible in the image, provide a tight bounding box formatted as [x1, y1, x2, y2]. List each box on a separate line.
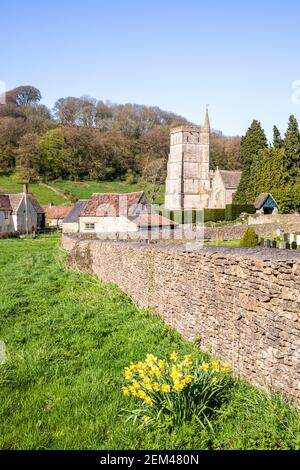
[164, 109, 211, 210]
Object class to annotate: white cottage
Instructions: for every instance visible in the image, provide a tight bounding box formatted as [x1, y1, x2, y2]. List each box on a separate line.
[0, 184, 45, 234]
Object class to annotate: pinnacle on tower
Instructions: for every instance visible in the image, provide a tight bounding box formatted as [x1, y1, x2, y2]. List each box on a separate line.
[204, 107, 210, 131]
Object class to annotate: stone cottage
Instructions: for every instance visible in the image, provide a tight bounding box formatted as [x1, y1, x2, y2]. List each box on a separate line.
[63, 192, 175, 235]
[0, 184, 45, 233]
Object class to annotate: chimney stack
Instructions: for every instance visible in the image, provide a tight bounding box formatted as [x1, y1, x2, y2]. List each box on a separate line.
[23, 182, 29, 194]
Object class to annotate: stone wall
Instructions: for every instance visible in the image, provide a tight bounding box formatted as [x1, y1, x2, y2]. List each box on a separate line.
[62, 235, 300, 401]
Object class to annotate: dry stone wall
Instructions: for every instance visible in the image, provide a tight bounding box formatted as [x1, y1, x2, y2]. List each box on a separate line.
[62, 235, 300, 401]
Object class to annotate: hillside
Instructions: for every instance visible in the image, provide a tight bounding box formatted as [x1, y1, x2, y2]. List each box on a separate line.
[0, 176, 165, 206]
[0, 86, 241, 187]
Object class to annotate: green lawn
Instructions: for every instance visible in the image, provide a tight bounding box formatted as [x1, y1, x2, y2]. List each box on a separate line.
[50, 180, 165, 205]
[0, 176, 68, 206]
[0, 238, 299, 450]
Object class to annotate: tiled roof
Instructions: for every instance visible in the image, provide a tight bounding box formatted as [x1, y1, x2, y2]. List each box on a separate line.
[218, 170, 242, 189]
[63, 200, 88, 223]
[0, 195, 12, 211]
[7, 194, 23, 212]
[80, 192, 147, 217]
[44, 205, 72, 220]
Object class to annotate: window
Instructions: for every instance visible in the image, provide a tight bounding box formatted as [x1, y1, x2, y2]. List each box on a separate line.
[4, 211, 9, 220]
[187, 136, 189, 143]
[85, 223, 95, 230]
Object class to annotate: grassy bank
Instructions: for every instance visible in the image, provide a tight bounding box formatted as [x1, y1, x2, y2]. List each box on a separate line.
[0, 176, 165, 206]
[0, 238, 299, 450]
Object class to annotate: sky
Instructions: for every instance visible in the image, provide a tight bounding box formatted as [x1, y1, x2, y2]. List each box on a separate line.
[1, 0, 300, 139]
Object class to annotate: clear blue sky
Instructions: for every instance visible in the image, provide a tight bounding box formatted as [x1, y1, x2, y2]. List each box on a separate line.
[1, 0, 300, 139]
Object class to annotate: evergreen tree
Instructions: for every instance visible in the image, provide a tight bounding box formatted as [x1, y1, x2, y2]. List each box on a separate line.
[273, 126, 283, 149]
[284, 115, 300, 178]
[234, 120, 267, 204]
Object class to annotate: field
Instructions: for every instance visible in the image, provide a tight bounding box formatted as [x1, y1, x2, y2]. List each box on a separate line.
[0, 237, 299, 450]
[0, 176, 165, 207]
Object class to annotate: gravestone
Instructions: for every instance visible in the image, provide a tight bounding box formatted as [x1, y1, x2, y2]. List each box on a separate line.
[284, 233, 288, 242]
[260, 238, 264, 247]
[272, 240, 277, 249]
[279, 241, 285, 250]
[290, 234, 295, 244]
[266, 239, 271, 249]
[292, 241, 297, 250]
[297, 235, 300, 246]
[286, 242, 291, 250]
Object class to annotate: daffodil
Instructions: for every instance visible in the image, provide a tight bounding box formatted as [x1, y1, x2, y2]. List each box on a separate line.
[161, 384, 171, 393]
[182, 355, 193, 367]
[122, 387, 131, 396]
[200, 362, 210, 372]
[152, 382, 161, 392]
[143, 415, 151, 423]
[184, 375, 193, 385]
[221, 363, 231, 373]
[158, 359, 166, 369]
[211, 360, 220, 372]
[170, 351, 178, 362]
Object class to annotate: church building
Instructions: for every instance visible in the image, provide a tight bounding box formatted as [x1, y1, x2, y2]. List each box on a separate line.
[164, 110, 241, 210]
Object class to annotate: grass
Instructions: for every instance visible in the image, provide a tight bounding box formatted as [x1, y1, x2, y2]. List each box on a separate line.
[0, 176, 68, 206]
[0, 175, 165, 206]
[203, 240, 241, 247]
[50, 180, 165, 205]
[0, 237, 299, 450]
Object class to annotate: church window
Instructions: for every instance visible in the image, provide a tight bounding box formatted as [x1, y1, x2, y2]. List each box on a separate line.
[187, 136, 189, 143]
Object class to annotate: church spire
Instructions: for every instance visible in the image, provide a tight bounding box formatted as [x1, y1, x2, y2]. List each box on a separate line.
[204, 106, 210, 131]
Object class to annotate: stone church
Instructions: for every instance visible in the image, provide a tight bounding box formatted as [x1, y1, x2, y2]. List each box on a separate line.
[164, 110, 241, 210]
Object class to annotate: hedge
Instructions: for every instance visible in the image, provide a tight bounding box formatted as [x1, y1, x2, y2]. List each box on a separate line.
[225, 204, 256, 221]
[160, 209, 226, 223]
[204, 209, 226, 223]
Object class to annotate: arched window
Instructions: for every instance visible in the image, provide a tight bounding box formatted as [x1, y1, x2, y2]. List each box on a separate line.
[187, 136, 189, 143]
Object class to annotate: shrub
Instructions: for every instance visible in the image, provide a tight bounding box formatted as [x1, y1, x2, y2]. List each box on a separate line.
[204, 209, 226, 223]
[225, 204, 256, 221]
[240, 227, 259, 247]
[122, 352, 233, 430]
[160, 210, 203, 224]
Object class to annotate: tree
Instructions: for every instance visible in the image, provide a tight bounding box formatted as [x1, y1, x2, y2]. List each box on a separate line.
[234, 120, 267, 204]
[273, 126, 283, 149]
[284, 115, 300, 178]
[15, 133, 41, 181]
[39, 128, 66, 179]
[11, 86, 42, 106]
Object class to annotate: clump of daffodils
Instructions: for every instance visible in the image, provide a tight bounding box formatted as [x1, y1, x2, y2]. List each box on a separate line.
[122, 352, 232, 428]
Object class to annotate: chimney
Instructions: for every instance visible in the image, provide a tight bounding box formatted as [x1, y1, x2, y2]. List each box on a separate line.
[23, 182, 29, 194]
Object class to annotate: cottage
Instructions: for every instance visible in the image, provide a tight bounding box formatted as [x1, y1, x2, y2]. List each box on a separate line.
[0, 184, 45, 233]
[69, 192, 175, 236]
[254, 193, 278, 215]
[44, 205, 73, 229]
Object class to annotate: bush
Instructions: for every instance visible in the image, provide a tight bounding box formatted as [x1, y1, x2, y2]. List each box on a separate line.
[240, 227, 259, 247]
[225, 204, 256, 221]
[204, 209, 226, 223]
[122, 352, 233, 430]
[0, 231, 20, 239]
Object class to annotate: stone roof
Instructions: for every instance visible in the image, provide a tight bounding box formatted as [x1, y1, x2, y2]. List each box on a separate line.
[218, 170, 242, 189]
[0, 192, 44, 213]
[0, 195, 12, 211]
[27, 194, 44, 214]
[80, 192, 147, 217]
[63, 200, 88, 223]
[129, 214, 176, 228]
[44, 205, 72, 220]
